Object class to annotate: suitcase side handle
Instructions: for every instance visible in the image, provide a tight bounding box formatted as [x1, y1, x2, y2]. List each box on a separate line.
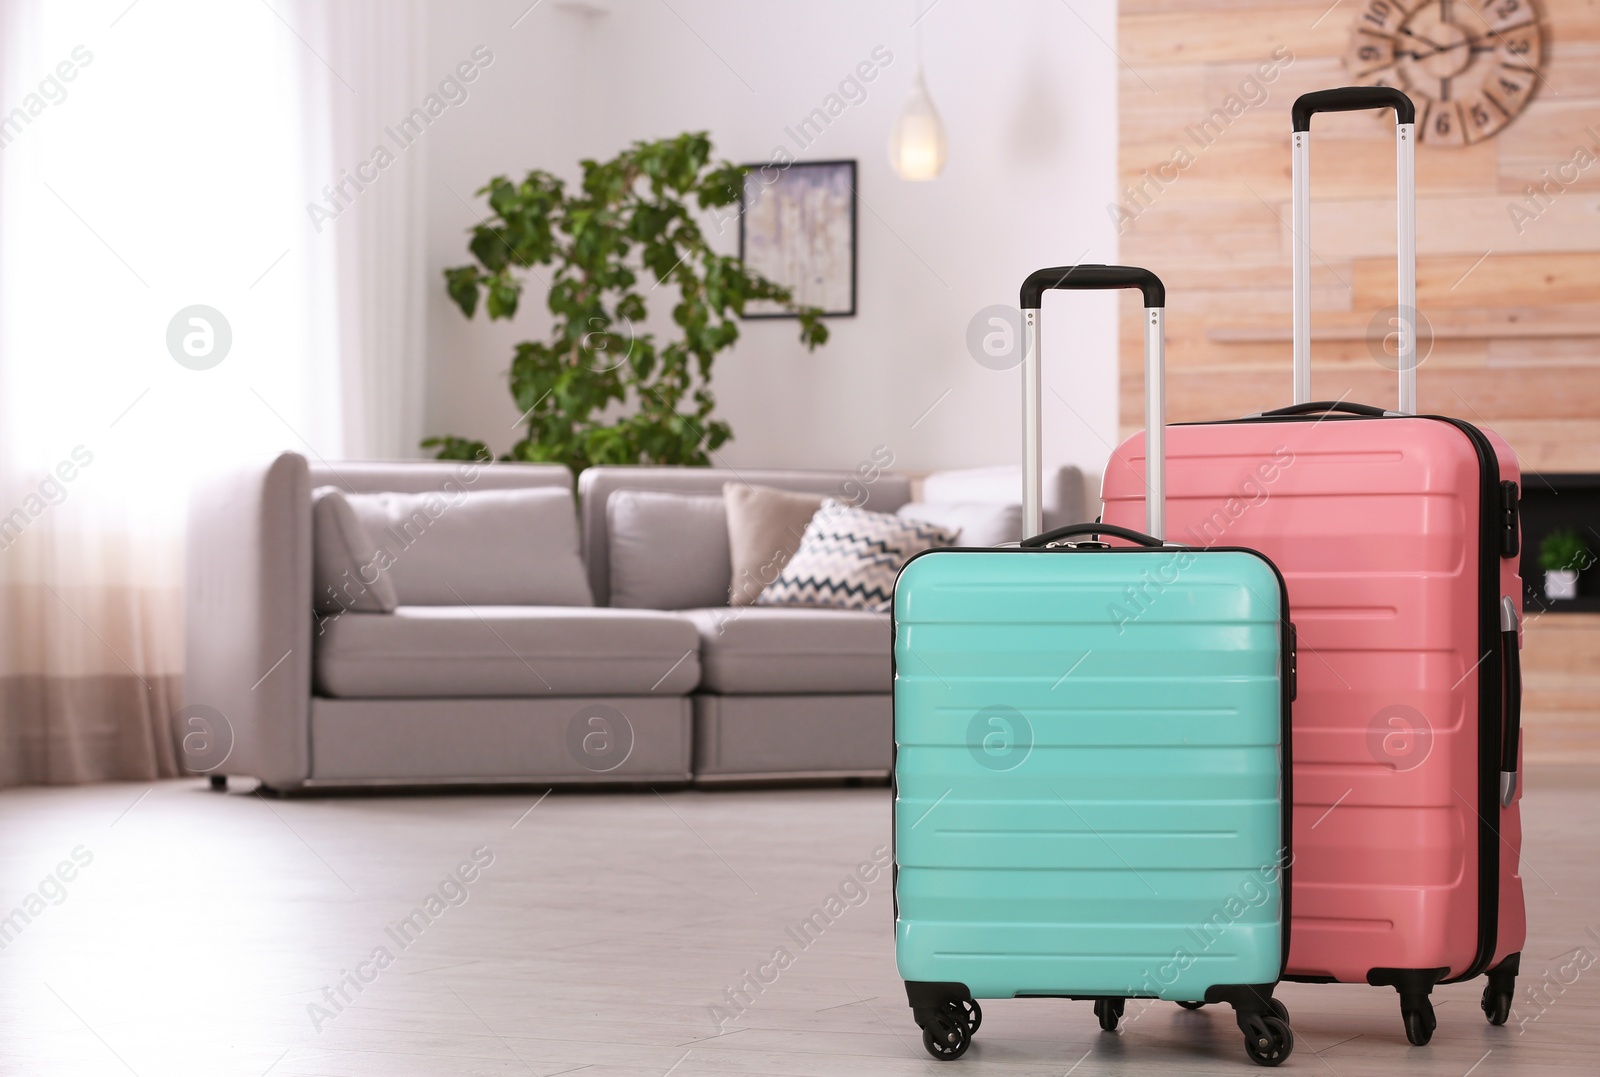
[1292, 87, 1417, 414]
[1292, 86, 1416, 131]
[1018, 265, 1167, 541]
[1499, 597, 1522, 807]
[1020, 522, 1164, 549]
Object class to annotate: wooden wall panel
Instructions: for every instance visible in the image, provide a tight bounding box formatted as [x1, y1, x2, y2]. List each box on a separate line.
[1522, 613, 1600, 763]
[1118, 0, 1600, 753]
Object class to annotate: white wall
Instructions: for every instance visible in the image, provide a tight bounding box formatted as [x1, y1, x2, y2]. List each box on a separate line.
[423, 0, 1119, 480]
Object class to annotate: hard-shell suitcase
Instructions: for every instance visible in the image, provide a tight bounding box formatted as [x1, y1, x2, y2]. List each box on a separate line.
[1099, 88, 1526, 1046]
[893, 265, 1299, 1066]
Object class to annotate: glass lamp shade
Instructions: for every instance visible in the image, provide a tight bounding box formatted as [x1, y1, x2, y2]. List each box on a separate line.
[889, 67, 947, 181]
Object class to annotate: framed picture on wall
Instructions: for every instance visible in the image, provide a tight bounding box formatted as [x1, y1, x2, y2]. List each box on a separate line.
[738, 159, 857, 318]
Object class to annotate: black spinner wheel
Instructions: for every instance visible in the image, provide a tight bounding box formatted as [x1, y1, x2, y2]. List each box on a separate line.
[1242, 1014, 1294, 1067]
[1093, 997, 1125, 1031]
[921, 1001, 972, 1061]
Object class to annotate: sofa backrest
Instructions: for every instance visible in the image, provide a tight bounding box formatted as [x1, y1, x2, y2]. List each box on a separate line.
[308, 459, 572, 495]
[307, 460, 588, 606]
[578, 466, 912, 607]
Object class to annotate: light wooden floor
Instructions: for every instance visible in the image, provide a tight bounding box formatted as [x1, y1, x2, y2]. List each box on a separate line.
[0, 768, 1595, 1076]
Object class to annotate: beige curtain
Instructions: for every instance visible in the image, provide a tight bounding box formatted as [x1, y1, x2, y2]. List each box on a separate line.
[0, 0, 423, 785]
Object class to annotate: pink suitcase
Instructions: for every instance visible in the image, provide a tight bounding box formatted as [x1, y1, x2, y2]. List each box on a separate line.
[1097, 88, 1525, 1046]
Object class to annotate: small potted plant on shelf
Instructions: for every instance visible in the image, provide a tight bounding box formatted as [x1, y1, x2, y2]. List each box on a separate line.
[1539, 528, 1592, 601]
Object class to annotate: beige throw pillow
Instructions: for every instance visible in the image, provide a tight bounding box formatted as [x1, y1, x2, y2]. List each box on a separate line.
[724, 482, 826, 606]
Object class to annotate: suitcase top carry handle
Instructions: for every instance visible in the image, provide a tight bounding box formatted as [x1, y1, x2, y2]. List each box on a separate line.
[1019, 264, 1166, 540]
[1292, 87, 1417, 415]
[1256, 400, 1393, 419]
[1020, 522, 1164, 549]
[1292, 86, 1416, 131]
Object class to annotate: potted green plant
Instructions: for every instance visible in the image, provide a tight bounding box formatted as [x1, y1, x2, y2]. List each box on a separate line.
[423, 132, 826, 473]
[1539, 528, 1591, 601]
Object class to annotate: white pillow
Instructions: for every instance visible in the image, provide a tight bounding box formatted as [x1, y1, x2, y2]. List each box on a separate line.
[757, 501, 955, 613]
[607, 490, 730, 610]
[312, 487, 399, 614]
[344, 487, 593, 607]
[897, 501, 1022, 547]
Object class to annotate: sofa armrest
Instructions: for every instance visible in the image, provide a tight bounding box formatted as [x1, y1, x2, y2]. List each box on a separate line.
[184, 452, 313, 787]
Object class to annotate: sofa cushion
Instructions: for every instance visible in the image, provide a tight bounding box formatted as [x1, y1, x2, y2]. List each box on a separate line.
[343, 487, 593, 607]
[312, 487, 399, 613]
[724, 482, 825, 606]
[607, 490, 729, 610]
[896, 500, 1022, 547]
[757, 501, 955, 613]
[679, 607, 890, 694]
[315, 606, 699, 698]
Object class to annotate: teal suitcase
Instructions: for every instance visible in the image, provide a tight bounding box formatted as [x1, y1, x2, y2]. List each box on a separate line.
[892, 267, 1297, 1066]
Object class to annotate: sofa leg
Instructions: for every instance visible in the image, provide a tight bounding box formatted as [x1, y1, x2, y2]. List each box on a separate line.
[208, 774, 227, 792]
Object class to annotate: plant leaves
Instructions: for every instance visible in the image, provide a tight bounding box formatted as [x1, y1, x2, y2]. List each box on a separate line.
[424, 132, 829, 475]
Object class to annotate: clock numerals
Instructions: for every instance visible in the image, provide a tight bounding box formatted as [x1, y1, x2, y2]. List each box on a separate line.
[1491, 23, 1542, 70]
[1342, 0, 1542, 147]
[1423, 98, 1469, 146]
[1473, 0, 1536, 33]
[1459, 88, 1510, 142]
[1482, 62, 1535, 116]
[1358, 0, 1413, 37]
[1347, 31, 1398, 75]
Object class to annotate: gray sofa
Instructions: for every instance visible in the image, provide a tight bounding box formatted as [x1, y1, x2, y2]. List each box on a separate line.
[185, 454, 701, 790]
[184, 453, 1085, 791]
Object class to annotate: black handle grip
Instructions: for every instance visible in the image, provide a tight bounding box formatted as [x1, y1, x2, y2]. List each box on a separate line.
[1021, 522, 1165, 549]
[1500, 610, 1522, 806]
[1259, 400, 1389, 418]
[1020, 264, 1165, 310]
[1293, 87, 1416, 131]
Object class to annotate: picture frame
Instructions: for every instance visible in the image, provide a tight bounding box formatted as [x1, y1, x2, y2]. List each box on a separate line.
[738, 158, 857, 318]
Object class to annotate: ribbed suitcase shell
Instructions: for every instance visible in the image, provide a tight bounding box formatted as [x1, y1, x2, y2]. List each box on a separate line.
[1100, 417, 1525, 985]
[893, 546, 1291, 1000]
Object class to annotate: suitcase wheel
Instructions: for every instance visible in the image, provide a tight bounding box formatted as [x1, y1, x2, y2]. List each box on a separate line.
[1483, 956, 1517, 1027]
[955, 999, 982, 1034]
[921, 1002, 972, 1061]
[1401, 998, 1437, 1046]
[1093, 997, 1125, 1031]
[1242, 1014, 1294, 1067]
[1481, 985, 1512, 1027]
[1175, 1000, 1206, 1011]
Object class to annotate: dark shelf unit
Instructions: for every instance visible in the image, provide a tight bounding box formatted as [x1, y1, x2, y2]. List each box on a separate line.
[1518, 472, 1600, 615]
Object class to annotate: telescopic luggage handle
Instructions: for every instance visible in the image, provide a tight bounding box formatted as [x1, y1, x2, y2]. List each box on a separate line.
[1019, 265, 1166, 541]
[1291, 87, 1417, 414]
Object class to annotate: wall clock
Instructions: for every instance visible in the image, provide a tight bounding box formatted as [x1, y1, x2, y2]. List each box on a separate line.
[1343, 0, 1545, 145]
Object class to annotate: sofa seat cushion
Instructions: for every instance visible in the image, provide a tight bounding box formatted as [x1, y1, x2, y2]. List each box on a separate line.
[316, 606, 700, 698]
[679, 607, 890, 695]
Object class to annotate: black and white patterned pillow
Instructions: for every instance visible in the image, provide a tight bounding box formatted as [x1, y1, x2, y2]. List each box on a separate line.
[756, 500, 956, 612]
